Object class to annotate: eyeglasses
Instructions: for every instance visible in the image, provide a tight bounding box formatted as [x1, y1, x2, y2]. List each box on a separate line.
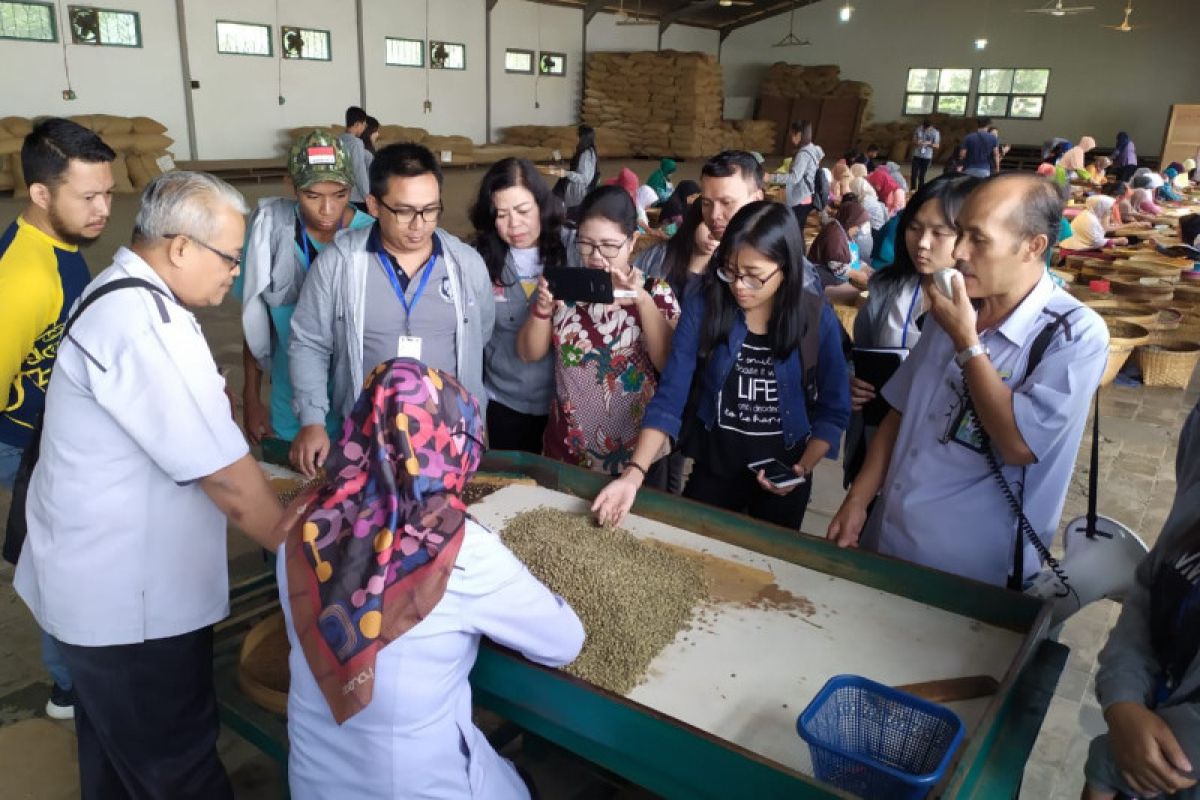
[164, 233, 242, 270]
[576, 237, 631, 259]
[716, 265, 780, 290]
[375, 199, 443, 227]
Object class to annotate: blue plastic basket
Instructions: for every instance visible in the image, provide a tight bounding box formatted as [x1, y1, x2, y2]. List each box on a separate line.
[796, 674, 966, 800]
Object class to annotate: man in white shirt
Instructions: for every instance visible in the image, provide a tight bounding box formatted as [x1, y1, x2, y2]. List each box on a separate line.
[15, 171, 286, 799]
[828, 174, 1108, 587]
[911, 118, 940, 190]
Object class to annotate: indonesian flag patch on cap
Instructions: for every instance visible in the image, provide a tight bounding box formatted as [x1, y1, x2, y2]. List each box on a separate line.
[306, 146, 336, 166]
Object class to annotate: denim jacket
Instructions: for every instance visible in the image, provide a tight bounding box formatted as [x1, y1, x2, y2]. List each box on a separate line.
[641, 283, 850, 456]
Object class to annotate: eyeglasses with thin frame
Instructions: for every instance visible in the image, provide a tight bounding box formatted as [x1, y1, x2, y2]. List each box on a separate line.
[164, 233, 242, 270]
[375, 198, 444, 227]
[576, 236, 631, 259]
[716, 265, 780, 291]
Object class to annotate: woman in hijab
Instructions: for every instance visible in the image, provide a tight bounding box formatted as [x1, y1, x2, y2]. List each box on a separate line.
[1130, 187, 1163, 218]
[849, 176, 886, 251]
[809, 199, 873, 302]
[1060, 195, 1129, 253]
[657, 179, 700, 236]
[647, 157, 677, 202]
[866, 165, 906, 218]
[279, 359, 585, 799]
[1060, 136, 1096, 178]
[1161, 168, 1186, 203]
[1112, 132, 1138, 182]
[830, 162, 853, 203]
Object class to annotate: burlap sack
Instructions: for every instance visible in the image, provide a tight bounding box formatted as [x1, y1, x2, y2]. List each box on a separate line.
[131, 116, 168, 134]
[0, 135, 20, 157]
[0, 116, 32, 138]
[109, 154, 136, 193]
[125, 150, 152, 189]
[11, 153, 29, 199]
[91, 114, 134, 135]
[130, 133, 174, 154]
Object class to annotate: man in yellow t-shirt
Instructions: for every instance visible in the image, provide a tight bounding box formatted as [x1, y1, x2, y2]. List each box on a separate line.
[0, 117, 115, 720]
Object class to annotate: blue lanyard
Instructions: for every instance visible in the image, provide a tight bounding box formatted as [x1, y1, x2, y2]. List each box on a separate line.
[901, 284, 921, 350]
[298, 211, 344, 271]
[374, 247, 437, 335]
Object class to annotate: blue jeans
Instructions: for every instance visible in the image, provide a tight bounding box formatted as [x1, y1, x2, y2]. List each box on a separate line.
[964, 167, 992, 179]
[0, 442, 72, 691]
[0, 441, 21, 489]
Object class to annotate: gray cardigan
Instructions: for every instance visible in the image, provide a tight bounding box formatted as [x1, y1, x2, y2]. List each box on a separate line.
[1095, 400, 1200, 746]
[288, 226, 495, 426]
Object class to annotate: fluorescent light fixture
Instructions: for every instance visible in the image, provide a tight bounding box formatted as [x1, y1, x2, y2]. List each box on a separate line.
[974, 37, 988, 49]
[839, 3, 853, 21]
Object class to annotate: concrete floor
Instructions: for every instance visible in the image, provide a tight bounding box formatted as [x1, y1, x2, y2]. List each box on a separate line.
[0, 160, 1196, 798]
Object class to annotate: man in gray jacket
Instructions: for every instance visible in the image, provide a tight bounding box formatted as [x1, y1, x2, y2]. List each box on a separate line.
[288, 143, 494, 476]
[1086, 398, 1200, 800]
[338, 106, 372, 207]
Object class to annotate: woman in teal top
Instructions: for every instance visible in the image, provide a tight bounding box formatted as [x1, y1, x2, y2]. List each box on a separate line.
[647, 158, 677, 203]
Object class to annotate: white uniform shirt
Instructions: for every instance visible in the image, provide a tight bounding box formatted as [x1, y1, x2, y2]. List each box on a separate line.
[859, 274, 1109, 586]
[279, 519, 585, 799]
[15, 247, 249, 646]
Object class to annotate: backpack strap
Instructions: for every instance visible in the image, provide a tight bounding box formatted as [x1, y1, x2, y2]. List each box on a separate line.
[63, 277, 169, 342]
[800, 288, 824, 405]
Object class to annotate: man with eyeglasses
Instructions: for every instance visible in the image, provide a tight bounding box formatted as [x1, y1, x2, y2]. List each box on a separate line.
[14, 171, 286, 798]
[289, 142, 494, 477]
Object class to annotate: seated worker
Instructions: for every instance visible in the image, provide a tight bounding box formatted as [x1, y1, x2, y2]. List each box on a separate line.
[288, 143, 494, 478]
[1083, 398, 1200, 800]
[238, 131, 374, 447]
[1059, 195, 1130, 254]
[646, 157, 677, 203]
[808, 198, 873, 304]
[828, 175, 1109, 587]
[279, 358, 584, 799]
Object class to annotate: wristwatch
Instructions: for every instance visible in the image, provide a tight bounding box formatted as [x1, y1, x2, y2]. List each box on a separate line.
[954, 342, 990, 369]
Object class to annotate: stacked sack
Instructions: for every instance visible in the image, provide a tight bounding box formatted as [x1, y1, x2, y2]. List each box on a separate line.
[582, 50, 723, 159]
[758, 63, 876, 123]
[0, 114, 174, 196]
[856, 113, 980, 164]
[288, 124, 480, 165]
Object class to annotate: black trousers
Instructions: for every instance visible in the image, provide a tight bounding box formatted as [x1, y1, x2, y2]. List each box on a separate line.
[56, 627, 233, 800]
[683, 462, 813, 530]
[486, 400, 549, 455]
[910, 157, 932, 190]
[791, 203, 815, 234]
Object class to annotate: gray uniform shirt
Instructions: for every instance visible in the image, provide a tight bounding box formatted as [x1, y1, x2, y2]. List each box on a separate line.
[338, 133, 371, 204]
[362, 250, 457, 380]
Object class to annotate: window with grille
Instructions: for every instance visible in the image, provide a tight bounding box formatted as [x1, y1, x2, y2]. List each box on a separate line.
[904, 68, 972, 117]
[67, 6, 139, 47]
[0, 1, 55, 42]
[538, 51, 565, 77]
[429, 41, 464, 70]
[216, 20, 271, 57]
[975, 69, 1050, 120]
[385, 36, 422, 67]
[505, 48, 532, 74]
[281, 26, 329, 60]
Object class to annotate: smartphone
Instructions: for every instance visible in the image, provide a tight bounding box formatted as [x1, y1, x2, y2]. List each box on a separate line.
[747, 458, 806, 488]
[932, 268, 958, 300]
[543, 268, 614, 304]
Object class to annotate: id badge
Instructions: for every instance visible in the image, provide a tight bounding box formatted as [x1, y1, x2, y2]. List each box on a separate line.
[397, 336, 422, 360]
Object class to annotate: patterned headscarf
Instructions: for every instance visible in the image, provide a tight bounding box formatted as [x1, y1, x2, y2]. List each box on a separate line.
[285, 358, 485, 724]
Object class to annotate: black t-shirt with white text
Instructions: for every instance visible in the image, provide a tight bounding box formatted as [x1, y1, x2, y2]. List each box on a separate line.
[695, 332, 800, 476]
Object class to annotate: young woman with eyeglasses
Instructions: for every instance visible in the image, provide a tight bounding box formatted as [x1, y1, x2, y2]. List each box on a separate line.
[516, 186, 679, 484]
[592, 201, 850, 530]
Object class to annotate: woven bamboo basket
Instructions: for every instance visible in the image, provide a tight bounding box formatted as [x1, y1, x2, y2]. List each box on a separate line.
[1084, 300, 1158, 329]
[1111, 260, 1183, 283]
[1101, 321, 1151, 387]
[1110, 276, 1176, 305]
[238, 612, 289, 715]
[1137, 340, 1200, 389]
[833, 302, 858, 340]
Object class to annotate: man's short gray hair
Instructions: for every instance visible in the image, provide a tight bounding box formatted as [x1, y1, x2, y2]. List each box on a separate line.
[133, 171, 248, 244]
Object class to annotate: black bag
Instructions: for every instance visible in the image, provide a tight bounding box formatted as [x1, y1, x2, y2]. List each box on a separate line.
[4, 278, 166, 565]
[812, 162, 831, 211]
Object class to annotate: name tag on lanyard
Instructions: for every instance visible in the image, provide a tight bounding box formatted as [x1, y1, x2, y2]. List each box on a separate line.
[375, 247, 436, 360]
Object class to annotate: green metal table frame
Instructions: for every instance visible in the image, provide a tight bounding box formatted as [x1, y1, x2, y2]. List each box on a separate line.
[222, 448, 1068, 798]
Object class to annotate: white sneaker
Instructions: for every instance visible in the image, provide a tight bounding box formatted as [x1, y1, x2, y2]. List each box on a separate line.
[45, 684, 75, 721]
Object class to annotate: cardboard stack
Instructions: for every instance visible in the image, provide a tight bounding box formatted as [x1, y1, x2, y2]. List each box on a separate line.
[759, 63, 876, 122]
[0, 114, 174, 196]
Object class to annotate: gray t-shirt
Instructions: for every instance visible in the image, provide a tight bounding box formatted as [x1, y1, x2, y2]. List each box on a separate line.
[362, 247, 458, 379]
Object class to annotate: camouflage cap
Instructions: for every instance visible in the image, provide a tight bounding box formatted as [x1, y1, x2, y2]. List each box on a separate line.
[288, 129, 354, 190]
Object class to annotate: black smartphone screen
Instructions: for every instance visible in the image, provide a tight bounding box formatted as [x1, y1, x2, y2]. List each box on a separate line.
[543, 268, 613, 304]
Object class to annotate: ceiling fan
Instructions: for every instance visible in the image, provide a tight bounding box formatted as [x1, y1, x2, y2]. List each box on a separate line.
[1023, 0, 1094, 16]
[772, 3, 810, 47]
[1104, 0, 1145, 31]
[615, 0, 658, 25]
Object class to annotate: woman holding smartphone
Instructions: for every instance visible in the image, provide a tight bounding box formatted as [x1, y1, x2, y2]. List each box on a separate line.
[592, 202, 850, 530]
[517, 186, 679, 484]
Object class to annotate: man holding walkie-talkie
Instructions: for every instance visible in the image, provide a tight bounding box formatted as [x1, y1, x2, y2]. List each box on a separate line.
[827, 174, 1108, 589]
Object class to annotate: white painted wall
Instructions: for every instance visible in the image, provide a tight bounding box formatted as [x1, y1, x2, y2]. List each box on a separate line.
[489, 0, 583, 142]
[661, 23, 719, 56]
[720, 0, 1200, 154]
[0, 0, 189, 154]
[585, 12, 657, 53]
[361, 0, 488, 144]
[182, 0, 361, 160]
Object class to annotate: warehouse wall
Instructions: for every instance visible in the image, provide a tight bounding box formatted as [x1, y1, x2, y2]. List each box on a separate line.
[720, 0, 1200, 154]
[660, 24, 719, 56]
[183, 0, 361, 160]
[0, 0, 188, 156]
[490, 0, 583, 142]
